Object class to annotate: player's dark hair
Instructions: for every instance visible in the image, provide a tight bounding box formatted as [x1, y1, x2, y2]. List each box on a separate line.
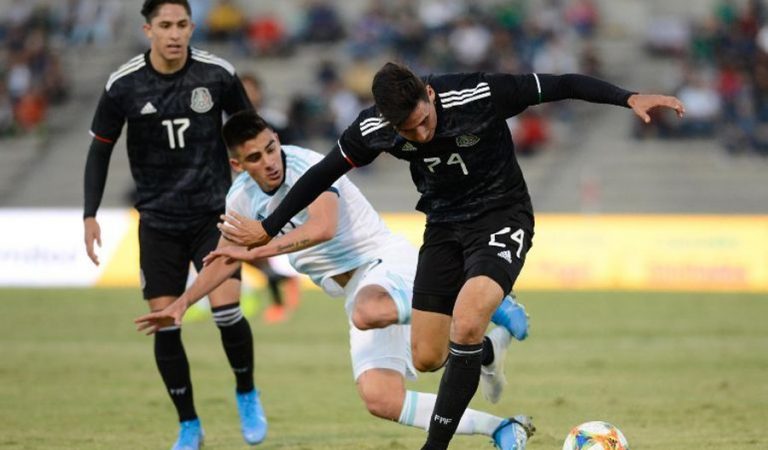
[372, 62, 429, 127]
[141, 0, 191, 22]
[222, 110, 271, 156]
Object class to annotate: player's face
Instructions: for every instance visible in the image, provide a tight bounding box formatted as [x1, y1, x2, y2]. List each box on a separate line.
[395, 85, 438, 143]
[229, 129, 285, 192]
[143, 4, 194, 65]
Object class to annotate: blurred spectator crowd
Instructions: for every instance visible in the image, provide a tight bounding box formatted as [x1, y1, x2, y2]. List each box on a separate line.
[640, 0, 768, 156]
[0, 0, 653, 156]
[6, 0, 768, 158]
[205, 0, 605, 157]
[0, 0, 588, 158]
[0, 0, 123, 137]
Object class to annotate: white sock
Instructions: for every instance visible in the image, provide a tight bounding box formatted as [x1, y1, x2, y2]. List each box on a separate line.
[388, 276, 412, 325]
[397, 390, 504, 435]
[485, 326, 512, 367]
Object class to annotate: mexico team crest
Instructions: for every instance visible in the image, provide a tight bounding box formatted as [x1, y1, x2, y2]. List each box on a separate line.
[190, 87, 214, 113]
[456, 134, 480, 147]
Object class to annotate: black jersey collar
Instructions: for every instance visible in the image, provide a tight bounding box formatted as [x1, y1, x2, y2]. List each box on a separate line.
[263, 151, 287, 197]
[145, 47, 193, 79]
[431, 85, 447, 137]
[421, 75, 446, 137]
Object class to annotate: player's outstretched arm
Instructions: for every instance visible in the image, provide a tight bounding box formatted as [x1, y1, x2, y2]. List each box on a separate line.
[627, 94, 685, 123]
[261, 147, 352, 237]
[203, 245, 258, 266]
[134, 299, 188, 335]
[207, 192, 339, 265]
[134, 237, 241, 335]
[529, 74, 685, 124]
[218, 210, 271, 248]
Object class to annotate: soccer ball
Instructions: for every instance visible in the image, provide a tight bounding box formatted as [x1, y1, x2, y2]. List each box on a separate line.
[562, 421, 629, 450]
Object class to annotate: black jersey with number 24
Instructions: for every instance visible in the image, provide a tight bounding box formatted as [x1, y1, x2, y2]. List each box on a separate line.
[90, 48, 251, 229]
[336, 72, 547, 223]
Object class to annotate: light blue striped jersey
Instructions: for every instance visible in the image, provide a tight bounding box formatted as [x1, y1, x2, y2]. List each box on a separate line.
[226, 145, 393, 292]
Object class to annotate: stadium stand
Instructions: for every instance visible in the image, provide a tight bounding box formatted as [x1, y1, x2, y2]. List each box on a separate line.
[1, 0, 766, 213]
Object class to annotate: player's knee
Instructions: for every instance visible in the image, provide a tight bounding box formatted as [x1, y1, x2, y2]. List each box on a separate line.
[413, 358, 441, 373]
[351, 291, 397, 330]
[351, 306, 376, 330]
[360, 392, 400, 420]
[412, 341, 447, 372]
[450, 314, 486, 343]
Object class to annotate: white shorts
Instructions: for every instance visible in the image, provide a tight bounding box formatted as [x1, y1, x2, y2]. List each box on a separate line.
[267, 254, 299, 277]
[342, 235, 419, 381]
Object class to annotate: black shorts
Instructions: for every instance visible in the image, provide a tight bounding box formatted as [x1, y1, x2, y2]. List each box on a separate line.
[138, 214, 241, 300]
[412, 205, 534, 315]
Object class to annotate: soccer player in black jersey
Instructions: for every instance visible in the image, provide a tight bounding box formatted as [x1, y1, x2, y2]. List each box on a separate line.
[220, 62, 685, 450]
[81, 1, 264, 449]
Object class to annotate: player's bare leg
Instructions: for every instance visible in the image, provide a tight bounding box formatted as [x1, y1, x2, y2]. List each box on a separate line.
[352, 285, 401, 330]
[411, 310, 452, 372]
[356, 368, 515, 440]
[356, 368, 406, 420]
[411, 300, 519, 389]
[451, 276, 503, 343]
[421, 276, 503, 450]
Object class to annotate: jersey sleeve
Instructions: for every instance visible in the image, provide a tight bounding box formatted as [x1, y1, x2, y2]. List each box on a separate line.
[221, 74, 253, 116]
[284, 149, 342, 196]
[226, 176, 254, 218]
[89, 89, 125, 143]
[83, 138, 116, 218]
[261, 147, 352, 237]
[485, 73, 544, 118]
[336, 113, 385, 167]
[487, 72, 635, 119]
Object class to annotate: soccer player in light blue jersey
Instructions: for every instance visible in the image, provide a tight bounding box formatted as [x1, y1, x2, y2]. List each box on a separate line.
[135, 110, 532, 449]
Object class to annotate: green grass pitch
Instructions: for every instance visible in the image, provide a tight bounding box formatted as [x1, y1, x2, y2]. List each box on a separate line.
[0, 289, 766, 449]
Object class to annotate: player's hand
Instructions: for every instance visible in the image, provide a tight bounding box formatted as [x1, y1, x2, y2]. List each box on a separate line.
[218, 211, 272, 248]
[134, 300, 188, 335]
[202, 250, 226, 266]
[83, 217, 102, 266]
[627, 94, 685, 123]
[203, 246, 255, 266]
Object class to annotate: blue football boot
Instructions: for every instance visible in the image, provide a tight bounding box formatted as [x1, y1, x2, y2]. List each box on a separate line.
[491, 294, 529, 341]
[236, 389, 268, 445]
[171, 418, 204, 450]
[492, 415, 535, 450]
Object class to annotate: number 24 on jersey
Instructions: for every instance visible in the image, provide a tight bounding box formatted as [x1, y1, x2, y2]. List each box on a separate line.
[423, 153, 468, 175]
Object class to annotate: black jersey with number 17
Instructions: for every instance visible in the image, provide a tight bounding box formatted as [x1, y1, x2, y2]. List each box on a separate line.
[335, 72, 548, 224]
[90, 48, 251, 229]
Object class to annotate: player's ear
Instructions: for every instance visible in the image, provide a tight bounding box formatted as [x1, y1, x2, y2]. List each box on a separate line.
[426, 85, 435, 103]
[142, 22, 152, 40]
[229, 156, 243, 173]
